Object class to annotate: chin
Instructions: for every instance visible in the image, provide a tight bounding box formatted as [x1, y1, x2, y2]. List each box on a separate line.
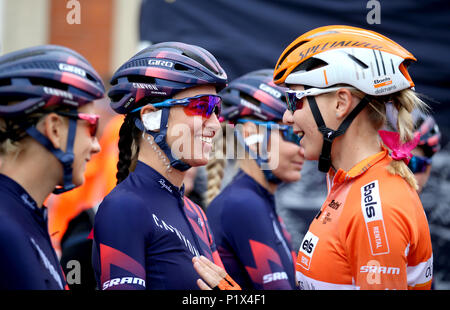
[183, 157, 209, 167]
[282, 172, 302, 183]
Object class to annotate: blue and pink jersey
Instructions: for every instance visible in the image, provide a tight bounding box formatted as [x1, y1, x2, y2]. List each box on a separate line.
[92, 161, 223, 290]
[206, 170, 297, 289]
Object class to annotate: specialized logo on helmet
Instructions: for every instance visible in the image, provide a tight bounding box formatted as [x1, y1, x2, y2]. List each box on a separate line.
[148, 59, 174, 68]
[43, 87, 73, 100]
[259, 83, 282, 98]
[58, 63, 86, 77]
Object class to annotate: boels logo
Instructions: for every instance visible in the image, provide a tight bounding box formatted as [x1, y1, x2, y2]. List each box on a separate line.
[298, 231, 319, 270]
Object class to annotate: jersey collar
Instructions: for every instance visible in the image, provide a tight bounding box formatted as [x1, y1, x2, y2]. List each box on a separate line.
[0, 173, 48, 224]
[328, 147, 389, 185]
[133, 160, 186, 197]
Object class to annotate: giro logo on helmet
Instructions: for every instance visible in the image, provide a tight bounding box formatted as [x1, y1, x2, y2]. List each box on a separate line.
[259, 83, 282, 98]
[148, 59, 174, 67]
[43, 87, 73, 100]
[58, 63, 86, 77]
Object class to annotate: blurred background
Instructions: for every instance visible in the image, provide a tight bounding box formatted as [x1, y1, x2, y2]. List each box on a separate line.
[1, 0, 449, 289]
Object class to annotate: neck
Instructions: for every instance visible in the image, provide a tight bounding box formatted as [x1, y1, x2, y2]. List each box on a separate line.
[240, 158, 278, 194]
[138, 143, 186, 189]
[0, 149, 60, 208]
[330, 123, 382, 172]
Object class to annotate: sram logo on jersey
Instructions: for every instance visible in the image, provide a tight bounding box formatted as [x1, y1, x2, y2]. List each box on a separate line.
[361, 181, 389, 255]
[263, 272, 288, 284]
[360, 265, 400, 275]
[102, 277, 145, 290]
[297, 231, 319, 270]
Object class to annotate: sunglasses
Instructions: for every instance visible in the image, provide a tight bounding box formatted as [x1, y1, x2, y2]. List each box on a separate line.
[132, 94, 222, 118]
[236, 119, 302, 145]
[56, 111, 100, 137]
[408, 155, 432, 173]
[285, 86, 355, 113]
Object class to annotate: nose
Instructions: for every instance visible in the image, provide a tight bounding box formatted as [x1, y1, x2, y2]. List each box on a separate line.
[205, 112, 221, 132]
[91, 136, 101, 155]
[282, 110, 294, 125]
[298, 145, 305, 158]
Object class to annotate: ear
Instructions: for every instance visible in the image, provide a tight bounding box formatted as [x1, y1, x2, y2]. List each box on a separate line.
[39, 113, 68, 150]
[242, 121, 258, 138]
[242, 121, 261, 153]
[140, 104, 157, 118]
[335, 88, 354, 119]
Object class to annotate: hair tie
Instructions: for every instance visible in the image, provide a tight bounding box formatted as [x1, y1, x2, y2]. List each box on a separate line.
[378, 130, 420, 165]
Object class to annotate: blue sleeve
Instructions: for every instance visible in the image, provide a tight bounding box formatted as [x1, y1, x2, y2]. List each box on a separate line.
[221, 191, 294, 289]
[92, 193, 150, 290]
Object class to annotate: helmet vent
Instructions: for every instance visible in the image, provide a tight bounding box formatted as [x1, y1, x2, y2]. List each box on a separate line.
[347, 54, 368, 69]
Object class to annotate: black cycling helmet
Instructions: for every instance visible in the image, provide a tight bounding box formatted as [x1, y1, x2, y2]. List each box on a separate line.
[108, 42, 227, 172]
[0, 44, 105, 193]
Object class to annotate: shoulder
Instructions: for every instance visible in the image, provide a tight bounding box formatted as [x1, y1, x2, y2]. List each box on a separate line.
[211, 182, 267, 216]
[341, 167, 423, 235]
[94, 184, 151, 231]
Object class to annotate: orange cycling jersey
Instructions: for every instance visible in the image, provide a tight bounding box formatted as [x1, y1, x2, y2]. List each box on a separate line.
[296, 148, 433, 290]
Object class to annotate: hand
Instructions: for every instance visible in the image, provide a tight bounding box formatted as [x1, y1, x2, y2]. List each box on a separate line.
[192, 255, 241, 290]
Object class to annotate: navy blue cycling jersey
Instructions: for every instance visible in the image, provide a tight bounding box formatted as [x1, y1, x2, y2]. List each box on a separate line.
[0, 174, 66, 290]
[206, 170, 297, 290]
[92, 161, 223, 290]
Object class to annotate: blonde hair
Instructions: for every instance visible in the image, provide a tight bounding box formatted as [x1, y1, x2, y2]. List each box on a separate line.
[205, 123, 227, 206]
[351, 88, 428, 190]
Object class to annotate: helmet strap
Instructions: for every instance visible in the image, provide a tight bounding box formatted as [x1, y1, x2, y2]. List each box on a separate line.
[306, 86, 370, 172]
[234, 128, 282, 184]
[134, 107, 191, 172]
[24, 115, 77, 194]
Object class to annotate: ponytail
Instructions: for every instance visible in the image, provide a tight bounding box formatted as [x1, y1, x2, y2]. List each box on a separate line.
[116, 113, 141, 184]
[354, 88, 428, 190]
[384, 89, 428, 190]
[205, 123, 227, 206]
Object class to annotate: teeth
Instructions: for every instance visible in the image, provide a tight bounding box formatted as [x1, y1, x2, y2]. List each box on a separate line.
[200, 136, 212, 144]
[297, 132, 304, 138]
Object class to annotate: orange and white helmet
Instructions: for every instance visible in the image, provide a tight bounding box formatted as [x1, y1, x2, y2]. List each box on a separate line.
[274, 25, 416, 96]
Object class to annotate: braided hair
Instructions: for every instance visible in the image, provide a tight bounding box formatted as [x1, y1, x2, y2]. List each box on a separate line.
[116, 113, 142, 184]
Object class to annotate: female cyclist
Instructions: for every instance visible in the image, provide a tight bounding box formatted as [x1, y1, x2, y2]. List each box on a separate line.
[91, 42, 230, 290]
[193, 25, 433, 290]
[273, 25, 433, 290]
[0, 45, 105, 289]
[205, 69, 303, 289]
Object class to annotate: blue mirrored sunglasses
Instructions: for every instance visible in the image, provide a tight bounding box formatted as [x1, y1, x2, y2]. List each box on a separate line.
[236, 119, 302, 145]
[408, 155, 432, 173]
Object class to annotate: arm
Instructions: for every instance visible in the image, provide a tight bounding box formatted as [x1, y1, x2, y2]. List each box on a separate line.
[343, 196, 432, 290]
[92, 196, 148, 290]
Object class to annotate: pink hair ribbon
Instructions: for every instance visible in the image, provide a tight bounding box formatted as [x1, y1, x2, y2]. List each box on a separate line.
[378, 130, 420, 165]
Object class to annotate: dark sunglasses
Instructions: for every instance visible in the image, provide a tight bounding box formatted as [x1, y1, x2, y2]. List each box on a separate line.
[56, 111, 100, 137]
[408, 155, 432, 173]
[285, 87, 355, 113]
[132, 94, 222, 118]
[236, 119, 302, 145]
